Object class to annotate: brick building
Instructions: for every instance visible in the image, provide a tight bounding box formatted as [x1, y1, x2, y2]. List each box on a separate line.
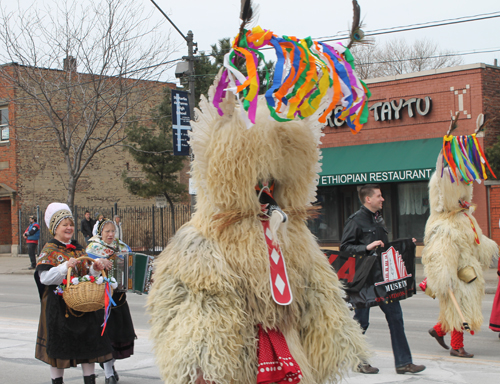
[0, 62, 188, 255]
[311, 63, 500, 255]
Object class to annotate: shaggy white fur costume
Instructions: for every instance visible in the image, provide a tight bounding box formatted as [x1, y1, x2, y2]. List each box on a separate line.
[147, 85, 369, 383]
[422, 164, 498, 332]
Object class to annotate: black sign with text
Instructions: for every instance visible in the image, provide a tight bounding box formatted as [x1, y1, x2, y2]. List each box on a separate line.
[325, 239, 416, 308]
[171, 89, 191, 156]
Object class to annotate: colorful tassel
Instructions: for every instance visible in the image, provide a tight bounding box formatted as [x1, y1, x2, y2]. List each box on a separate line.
[214, 26, 370, 132]
[440, 134, 496, 184]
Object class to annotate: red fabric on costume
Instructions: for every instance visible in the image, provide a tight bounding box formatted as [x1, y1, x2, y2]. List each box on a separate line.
[489, 277, 500, 332]
[450, 330, 464, 350]
[257, 325, 301, 384]
[433, 322, 446, 337]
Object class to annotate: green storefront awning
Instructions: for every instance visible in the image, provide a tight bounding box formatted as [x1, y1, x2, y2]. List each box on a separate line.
[319, 138, 443, 186]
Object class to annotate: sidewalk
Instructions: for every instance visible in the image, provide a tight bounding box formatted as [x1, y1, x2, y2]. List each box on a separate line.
[1, 253, 498, 293]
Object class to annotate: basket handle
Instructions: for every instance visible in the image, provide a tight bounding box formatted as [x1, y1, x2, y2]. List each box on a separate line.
[66, 255, 107, 289]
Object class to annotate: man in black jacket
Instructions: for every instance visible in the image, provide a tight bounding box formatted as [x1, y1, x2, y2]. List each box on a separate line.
[340, 184, 425, 375]
[81, 210, 95, 244]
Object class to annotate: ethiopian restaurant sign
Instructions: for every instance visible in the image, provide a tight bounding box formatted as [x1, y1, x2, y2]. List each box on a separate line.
[319, 168, 434, 186]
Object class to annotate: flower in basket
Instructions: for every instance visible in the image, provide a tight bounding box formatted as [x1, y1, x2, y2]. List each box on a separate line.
[54, 286, 64, 296]
[55, 274, 107, 295]
[94, 275, 118, 289]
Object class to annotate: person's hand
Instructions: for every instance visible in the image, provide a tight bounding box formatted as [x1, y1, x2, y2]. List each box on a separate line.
[66, 258, 78, 269]
[366, 240, 384, 251]
[412, 238, 417, 243]
[93, 259, 112, 271]
[103, 259, 113, 270]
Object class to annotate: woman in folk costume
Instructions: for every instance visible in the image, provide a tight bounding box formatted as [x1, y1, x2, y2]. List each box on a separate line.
[35, 203, 113, 384]
[422, 130, 499, 358]
[148, 2, 373, 384]
[86, 219, 137, 384]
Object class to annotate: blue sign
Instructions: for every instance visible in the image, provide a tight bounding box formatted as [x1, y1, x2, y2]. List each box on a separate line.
[171, 89, 191, 156]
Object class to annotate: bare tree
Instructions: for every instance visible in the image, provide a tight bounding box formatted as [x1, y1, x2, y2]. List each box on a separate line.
[351, 38, 463, 79]
[0, 0, 177, 210]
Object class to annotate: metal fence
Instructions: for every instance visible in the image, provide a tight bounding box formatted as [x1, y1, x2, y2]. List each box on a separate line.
[18, 203, 192, 256]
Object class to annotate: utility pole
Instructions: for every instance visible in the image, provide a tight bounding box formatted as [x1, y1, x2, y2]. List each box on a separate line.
[149, 0, 197, 208]
[185, 30, 196, 118]
[149, 1, 197, 117]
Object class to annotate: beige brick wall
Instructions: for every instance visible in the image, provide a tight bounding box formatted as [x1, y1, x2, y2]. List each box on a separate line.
[3, 65, 190, 210]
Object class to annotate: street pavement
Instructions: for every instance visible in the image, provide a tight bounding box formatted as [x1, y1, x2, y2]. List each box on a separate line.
[1, 254, 499, 384]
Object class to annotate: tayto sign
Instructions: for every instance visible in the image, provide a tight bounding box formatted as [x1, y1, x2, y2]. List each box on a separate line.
[171, 89, 191, 156]
[319, 168, 434, 186]
[370, 97, 432, 122]
[326, 96, 432, 128]
[325, 239, 416, 309]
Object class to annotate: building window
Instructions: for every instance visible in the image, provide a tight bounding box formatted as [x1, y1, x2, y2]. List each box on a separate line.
[397, 181, 430, 240]
[0, 107, 8, 142]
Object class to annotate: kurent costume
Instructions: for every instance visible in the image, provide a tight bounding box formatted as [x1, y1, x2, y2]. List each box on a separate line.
[340, 205, 417, 371]
[25, 218, 41, 268]
[86, 220, 136, 383]
[35, 203, 112, 384]
[422, 133, 499, 357]
[148, 4, 373, 383]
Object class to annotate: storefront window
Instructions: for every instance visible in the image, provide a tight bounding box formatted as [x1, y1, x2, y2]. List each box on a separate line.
[308, 188, 340, 241]
[397, 182, 429, 240]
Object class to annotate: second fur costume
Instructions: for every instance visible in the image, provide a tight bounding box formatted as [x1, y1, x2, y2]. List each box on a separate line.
[422, 154, 498, 357]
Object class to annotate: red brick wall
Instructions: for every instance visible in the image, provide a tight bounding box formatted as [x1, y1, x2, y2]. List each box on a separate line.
[483, 67, 500, 244]
[0, 67, 20, 246]
[489, 184, 500, 245]
[319, 65, 500, 234]
[322, 67, 486, 148]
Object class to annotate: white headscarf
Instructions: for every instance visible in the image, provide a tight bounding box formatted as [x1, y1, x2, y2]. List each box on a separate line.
[44, 202, 73, 236]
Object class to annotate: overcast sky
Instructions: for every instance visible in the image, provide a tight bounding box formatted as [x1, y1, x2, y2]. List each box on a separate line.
[3, 0, 500, 82]
[152, 0, 500, 65]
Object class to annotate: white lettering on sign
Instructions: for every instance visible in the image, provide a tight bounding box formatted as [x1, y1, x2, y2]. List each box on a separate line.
[325, 97, 432, 128]
[320, 169, 433, 186]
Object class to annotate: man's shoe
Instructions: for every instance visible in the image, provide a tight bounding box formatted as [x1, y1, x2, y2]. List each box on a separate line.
[450, 347, 474, 358]
[428, 328, 449, 349]
[28, 266, 36, 270]
[356, 363, 379, 374]
[105, 377, 117, 384]
[112, 365, 119, 381]
[396, 363, 426, 374]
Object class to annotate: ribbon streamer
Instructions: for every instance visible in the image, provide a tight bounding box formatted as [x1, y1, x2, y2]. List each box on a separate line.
[214, 26, 370, 132]
[101, 278, 116, 336]
[440, 134, 496, 184]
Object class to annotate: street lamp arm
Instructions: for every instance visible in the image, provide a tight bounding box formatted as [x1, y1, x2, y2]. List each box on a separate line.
[150, 0, 187, 42]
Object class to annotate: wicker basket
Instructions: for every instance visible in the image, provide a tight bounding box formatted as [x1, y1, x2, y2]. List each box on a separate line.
[63, 256, 112, 312]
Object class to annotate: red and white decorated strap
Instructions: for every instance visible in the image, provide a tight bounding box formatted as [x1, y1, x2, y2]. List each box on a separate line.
[257, 325, 302, 384]
[261, 220, 292, 306]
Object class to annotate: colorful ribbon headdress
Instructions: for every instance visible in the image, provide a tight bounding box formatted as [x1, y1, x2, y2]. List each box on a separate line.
[212, 0, 370, 133]
[439, 112, 496, 184]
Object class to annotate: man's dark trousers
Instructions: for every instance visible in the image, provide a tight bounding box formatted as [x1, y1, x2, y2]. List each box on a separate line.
[28, 243, 37, 268]
[354, 302, 412, 368]
[341, 205, 414, 369]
